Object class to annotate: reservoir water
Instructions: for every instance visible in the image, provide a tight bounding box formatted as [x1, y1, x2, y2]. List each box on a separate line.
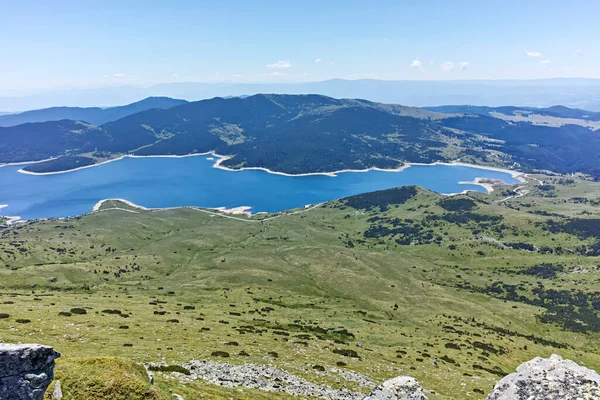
[0, 155, 519, 221]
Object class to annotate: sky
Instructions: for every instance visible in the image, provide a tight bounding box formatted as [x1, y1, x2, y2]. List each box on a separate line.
[0, 0, 599, 93]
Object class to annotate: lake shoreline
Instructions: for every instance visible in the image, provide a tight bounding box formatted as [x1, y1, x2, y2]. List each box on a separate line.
[12, 151, 525, 189]
[1, 153, 523, 224]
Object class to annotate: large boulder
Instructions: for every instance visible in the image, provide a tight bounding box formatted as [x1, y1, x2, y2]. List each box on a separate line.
[0, 343, 60, 400]
[363, 376, 428, 400]
[486, 354, 600, 399]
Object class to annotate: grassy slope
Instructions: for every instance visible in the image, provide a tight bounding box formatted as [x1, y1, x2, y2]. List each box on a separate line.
[1, 176, 600, 399]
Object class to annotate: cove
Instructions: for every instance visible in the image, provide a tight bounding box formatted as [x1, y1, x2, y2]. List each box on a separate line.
[0, 155, 520, 221]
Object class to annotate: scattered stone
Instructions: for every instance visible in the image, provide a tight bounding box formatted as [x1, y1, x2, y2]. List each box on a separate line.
[486, 354, 600, 400]
[363, 376, 428, 400]
[0, 343, 60, 400]
[159, 360, 367, 400]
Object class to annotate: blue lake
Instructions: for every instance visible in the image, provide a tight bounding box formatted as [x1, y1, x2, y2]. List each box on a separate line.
[0, 155, 519, 221]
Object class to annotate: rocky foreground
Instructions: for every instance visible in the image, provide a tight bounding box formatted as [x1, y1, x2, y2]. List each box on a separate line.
[0, 343, 60, 400]
[2, 343, 600, 399]
[486, 354, 600, 400]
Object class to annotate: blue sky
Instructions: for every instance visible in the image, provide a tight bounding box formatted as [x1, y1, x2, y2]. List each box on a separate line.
[0, 0, 599, 92]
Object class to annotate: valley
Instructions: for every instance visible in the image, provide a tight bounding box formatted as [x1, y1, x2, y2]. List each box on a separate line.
[2, 173, 600, 399]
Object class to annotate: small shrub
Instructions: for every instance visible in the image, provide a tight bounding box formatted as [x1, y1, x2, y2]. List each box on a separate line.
[313, 365, 325, 372]
[16, 319, 31, 324]
[70, 308, 87, 315]
[445, 342, 461, 350]
[211, 351, 230, 358]
[332, 349, 359, 358]
[148, 364, 190, 375]
[0, 313, 10, 319]
[441, 355, 456, 364]
[58, 312, 72, 317]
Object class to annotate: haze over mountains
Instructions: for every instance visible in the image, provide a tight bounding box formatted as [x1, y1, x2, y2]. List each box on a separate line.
[1, 78, 600, 112]
[0, 97, 187, 127]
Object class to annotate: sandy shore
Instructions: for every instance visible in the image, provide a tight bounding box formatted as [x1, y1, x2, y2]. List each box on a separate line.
[92, 198, 152, 212]
[1, 157, 58, 169]
[4, 153, 526, 222]
[211, 154, 414, 177]
[14, 150, 524, 185]
[457, 177, 511, 193]
[16, 152, 218, 176]
[211, 206, 253, 216]
[92, 198, 253, 216]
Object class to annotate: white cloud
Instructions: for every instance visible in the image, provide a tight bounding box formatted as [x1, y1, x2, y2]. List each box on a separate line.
[113, 73, 126, 77]
[269, 71, 284, 76]
[410, 59, 422, 68]
[440, 61, 454, 72]
[266, 60, 292, 69]
[540, 59, 552, 68]
[526, 51, 542, 57]
[172, 74, 179, 78]
[576, 48, 583, 56]
[314, 58, 322, 63]
[459, 61, 469, 71]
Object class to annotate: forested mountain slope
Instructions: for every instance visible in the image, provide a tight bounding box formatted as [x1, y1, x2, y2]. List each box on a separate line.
[1, 94, 600, 178]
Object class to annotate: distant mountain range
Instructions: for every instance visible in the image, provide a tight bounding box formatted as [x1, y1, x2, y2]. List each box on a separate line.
[1, 78, 600, 112]
[0, 97, 187, 127]
[425, 105, 600, 121]
[2, 94, 600, 179]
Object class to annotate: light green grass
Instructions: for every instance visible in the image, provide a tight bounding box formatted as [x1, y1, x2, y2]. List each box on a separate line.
[2, 176, 600, 399]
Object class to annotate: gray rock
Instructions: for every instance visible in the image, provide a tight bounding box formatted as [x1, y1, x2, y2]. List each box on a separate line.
[486, 354, 600, 400]
[363, 376, 428, 400]
[149, 360, 366, 400]
[51, 380, 62, 399]
[0, 343, 60, 400]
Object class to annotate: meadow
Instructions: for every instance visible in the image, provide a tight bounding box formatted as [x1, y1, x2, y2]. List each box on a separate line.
[1, 174, 600, 399]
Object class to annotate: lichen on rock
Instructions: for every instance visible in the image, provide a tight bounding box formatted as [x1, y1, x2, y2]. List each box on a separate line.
[486, 354, 600, 400]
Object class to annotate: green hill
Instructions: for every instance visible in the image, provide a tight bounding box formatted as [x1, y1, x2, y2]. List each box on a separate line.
[2, 94, 600, 178]
[2, 175, 600, 399]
